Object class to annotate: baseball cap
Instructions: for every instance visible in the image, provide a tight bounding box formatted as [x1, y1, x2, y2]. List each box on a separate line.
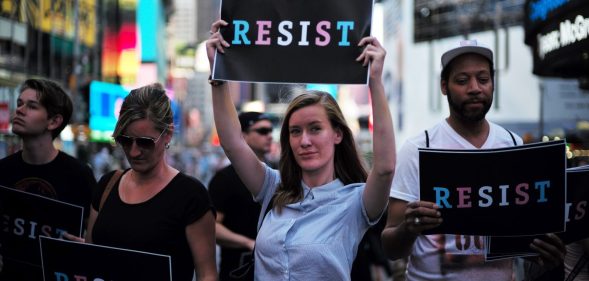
[238, 112, 271, 132]
[441, 40, 493, 69]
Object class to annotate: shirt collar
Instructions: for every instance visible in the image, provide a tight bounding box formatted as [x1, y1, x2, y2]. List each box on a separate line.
[301, 178, 343, 198]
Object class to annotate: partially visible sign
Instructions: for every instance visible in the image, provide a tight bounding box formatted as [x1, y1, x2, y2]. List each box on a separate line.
[420, 140, 567, 236]
[0, 185, 83, 277]
[487, 165, 589, 260]
[561, 165, 589, 243]
[40, 237, 172, 281]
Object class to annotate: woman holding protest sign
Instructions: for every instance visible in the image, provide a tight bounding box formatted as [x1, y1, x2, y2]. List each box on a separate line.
[66, 83, 217, 281]
[206, 19, 395, 280]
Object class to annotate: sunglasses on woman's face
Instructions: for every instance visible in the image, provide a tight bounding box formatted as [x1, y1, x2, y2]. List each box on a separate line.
[250, 127, 273, 136]
[115, 129, 166, 150]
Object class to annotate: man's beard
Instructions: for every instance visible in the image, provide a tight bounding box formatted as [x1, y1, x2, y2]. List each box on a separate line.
[446, 87, 492, 122]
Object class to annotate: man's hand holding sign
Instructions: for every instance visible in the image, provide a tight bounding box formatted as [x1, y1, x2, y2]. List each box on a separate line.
[418, 141, 567, 236]
[402, 201, 443, 235]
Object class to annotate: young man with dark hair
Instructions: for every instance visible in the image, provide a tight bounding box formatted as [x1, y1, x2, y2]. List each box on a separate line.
[0, 78, 96, 280]
[208, 112, 273, 281]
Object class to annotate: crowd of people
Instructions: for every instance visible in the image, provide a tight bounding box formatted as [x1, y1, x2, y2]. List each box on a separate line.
[0, 19, 587, 281]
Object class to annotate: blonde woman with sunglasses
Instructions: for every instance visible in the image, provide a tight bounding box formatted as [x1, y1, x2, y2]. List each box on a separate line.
[67, 83, 217, 281]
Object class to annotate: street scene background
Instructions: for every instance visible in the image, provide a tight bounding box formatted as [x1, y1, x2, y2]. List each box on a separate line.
[1, 0, 588, 280]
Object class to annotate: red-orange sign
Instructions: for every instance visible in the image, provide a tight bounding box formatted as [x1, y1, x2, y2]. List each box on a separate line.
[0, 102, 10, 132]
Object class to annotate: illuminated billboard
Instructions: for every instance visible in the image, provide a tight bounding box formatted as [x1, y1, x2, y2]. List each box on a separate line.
[524, 0, 589, 79]
[89, 81, 130, 142]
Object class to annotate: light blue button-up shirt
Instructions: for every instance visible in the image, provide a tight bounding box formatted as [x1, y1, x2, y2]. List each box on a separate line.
[254, 164, 379, 281]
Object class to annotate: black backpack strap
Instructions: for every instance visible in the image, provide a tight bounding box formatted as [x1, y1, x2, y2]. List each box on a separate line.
[505, 128, 517, 146]
[565, 253, 589, 281]
[425, 130, 430, 148]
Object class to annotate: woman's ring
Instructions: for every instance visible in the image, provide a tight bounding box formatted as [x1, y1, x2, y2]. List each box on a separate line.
[414, 217, 421, 225]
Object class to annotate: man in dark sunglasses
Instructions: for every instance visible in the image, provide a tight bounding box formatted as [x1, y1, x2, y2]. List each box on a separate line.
[208, 111, 273, 281]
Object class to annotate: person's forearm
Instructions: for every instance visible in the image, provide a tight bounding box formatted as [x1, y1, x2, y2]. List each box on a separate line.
[195, 257, 218, 281]
[198, 272, 218, 281]
[211, 84, 243, 157]
[210, 84, 266, 195]
[369, 77, 395, 179]
[215, 223, 255, 250]
[381, 224, 418, 260]
[189, 212, 218, 281]
[363, 77, 396, 218]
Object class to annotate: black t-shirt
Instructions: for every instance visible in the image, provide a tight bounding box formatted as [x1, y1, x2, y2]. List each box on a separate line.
[0, 150, 96, 281]
[208, 165, 261, 281]
[92, 170, 214, 281]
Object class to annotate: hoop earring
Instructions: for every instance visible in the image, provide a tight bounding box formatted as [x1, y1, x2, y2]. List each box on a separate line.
[165, 143, 170, 149]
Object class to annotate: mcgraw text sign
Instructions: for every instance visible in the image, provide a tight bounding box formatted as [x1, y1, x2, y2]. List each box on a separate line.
[212, 0, 373, 84]
[419, 140, 566, 236]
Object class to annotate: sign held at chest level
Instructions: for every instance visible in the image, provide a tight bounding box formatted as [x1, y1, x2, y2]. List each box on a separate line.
[419, 140, 566, 236]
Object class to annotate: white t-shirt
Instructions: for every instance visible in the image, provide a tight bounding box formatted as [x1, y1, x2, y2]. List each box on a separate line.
[565, 241, 589, 281]
[390, 120, 523, 281]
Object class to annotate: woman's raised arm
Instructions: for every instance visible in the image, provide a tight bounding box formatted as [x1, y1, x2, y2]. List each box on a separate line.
[207, 20, 266, 196]
[357, 37, 396, 220]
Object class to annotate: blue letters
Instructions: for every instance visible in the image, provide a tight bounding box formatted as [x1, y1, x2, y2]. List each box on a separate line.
[535, 180, 550, 203]
[336, 21, 354, 46]
[232, 20, 251, 45]
[433, 186, 452, 209]
[55, 272, 69, 281]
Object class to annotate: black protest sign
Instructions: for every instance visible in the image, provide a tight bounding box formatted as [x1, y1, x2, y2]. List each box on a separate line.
[0, 185, 83, 273]
[420, 140, 566, 236]
[487, 165, 589, 259]
[212, 0, 373, 84]
[40, 236, 172, 281]
[561, 166, 589, 243]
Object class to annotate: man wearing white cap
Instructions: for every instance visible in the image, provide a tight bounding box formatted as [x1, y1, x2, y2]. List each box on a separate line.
[380, 40, 566, 280]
